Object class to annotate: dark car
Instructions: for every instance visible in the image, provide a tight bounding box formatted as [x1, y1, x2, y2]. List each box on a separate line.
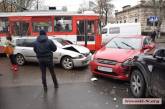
[124, 48, 165, 101]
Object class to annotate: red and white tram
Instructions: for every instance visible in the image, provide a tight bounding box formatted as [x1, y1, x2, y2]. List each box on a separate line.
[0, 11, 102, 53]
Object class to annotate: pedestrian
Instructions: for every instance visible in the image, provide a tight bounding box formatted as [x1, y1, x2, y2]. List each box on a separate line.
[33, 30, 58, 92]
[150, 30, 156, 42]
[156, 28, 160, 38]
[5, 36, 18, 71]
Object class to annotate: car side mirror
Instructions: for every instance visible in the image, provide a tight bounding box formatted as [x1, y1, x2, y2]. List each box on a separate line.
[153, 48, 165, 61]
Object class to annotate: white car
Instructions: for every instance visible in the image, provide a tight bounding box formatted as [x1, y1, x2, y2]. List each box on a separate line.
[13, 37, 92, 70]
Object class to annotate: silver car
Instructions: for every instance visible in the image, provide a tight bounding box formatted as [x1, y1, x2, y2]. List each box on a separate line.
[14, 37, 92, 70]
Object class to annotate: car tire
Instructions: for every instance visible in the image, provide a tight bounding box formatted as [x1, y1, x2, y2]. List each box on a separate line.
[61, 56, 74, 70]
[130, 69, 146, 98]
[16, 54, 25, 65]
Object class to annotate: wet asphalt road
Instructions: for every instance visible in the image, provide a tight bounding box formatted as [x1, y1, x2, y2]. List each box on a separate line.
[0, 57, 164, 109]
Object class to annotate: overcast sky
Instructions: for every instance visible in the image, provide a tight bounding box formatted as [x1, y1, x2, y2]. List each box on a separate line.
[44, 0, 140, 11]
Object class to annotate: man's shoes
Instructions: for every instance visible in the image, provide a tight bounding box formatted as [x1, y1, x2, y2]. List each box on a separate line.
[43, 86, 48, 92]
[54, 84, 59, 88]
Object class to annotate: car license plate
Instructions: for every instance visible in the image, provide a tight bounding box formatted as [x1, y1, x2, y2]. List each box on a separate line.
[98, 66, 112, 72]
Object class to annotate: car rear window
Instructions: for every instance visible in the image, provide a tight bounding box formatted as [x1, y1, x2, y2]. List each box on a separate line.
[16, 39, 35, 47]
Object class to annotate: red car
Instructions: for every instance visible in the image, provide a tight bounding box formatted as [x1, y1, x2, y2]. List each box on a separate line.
[90, 35, 155, 80]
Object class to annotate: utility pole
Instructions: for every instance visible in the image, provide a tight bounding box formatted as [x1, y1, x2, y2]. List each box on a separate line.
[37, 0, 39, 10]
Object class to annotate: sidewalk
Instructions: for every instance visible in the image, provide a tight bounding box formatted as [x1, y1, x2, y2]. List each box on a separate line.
[156, 35, 165, 43]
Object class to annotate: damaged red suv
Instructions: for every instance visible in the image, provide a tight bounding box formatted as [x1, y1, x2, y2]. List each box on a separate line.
[90, 35, 155, 80]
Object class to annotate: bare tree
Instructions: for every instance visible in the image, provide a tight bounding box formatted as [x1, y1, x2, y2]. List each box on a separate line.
[90, 0, 114, 26]
[10, 0, 43, 11]
[78, 0, 114, 25]
[15, 0, 38, 10]
[1, 0, 40, 11]
[78, 1, 89, 13]
[62, 6, 67, 12]
[1, 0, 9, 12]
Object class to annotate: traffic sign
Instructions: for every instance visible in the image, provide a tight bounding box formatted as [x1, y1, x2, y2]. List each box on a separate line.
[149, 16, 158, 22]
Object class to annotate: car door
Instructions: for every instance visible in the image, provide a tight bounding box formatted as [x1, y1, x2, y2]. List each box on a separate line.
[23, 39, 37, 62]
[147, 49, 165, 98]
[51, 40, 62, 63]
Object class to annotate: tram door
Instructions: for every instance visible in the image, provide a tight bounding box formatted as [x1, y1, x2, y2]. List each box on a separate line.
[76, 20, 95, 47]
[9, 17, 31, 37]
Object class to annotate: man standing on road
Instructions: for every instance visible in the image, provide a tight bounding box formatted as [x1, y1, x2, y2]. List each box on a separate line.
[33, 30, 58, 92]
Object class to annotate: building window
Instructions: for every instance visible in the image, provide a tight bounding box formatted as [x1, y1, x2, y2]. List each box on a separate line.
[54, 16, 72, 32]
[0, 17, 8, 33]
[109, 27, 120, 34]
[135, 19, 138, 23]
[147, 18, 158, 26]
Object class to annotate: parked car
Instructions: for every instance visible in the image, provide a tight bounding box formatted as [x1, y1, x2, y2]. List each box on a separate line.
[90, 35, 155, 80]
[123, 48, 165, 100]
[13, 37, 92, 70]
[101, 23, 141, 44]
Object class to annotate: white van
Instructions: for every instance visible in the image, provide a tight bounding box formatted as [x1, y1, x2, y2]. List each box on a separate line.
[102, 23, 141, 44]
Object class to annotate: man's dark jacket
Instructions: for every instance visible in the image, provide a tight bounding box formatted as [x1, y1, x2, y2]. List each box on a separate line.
[33, 35, 57, 61]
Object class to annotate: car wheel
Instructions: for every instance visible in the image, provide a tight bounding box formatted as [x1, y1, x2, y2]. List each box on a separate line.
[61, 56, 74, 70]
[130, 69, 146, 98]
[16, 54, 25, 65]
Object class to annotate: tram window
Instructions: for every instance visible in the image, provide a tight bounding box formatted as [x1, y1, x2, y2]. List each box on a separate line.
[54, 16, 72, 32]
[87, 21, 95, 35]
[87, 36, 95, 41]
[77, 21, 85, 35]
[77, 20, 95, 35]
[77, 35, 95, 41]
[0, 17, 8, 33]
[32, 21, 52, 32]
[12, 21, 30, 36]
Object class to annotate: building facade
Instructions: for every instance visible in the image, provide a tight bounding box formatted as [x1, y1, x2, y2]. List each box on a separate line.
[115, 3, 165, 35]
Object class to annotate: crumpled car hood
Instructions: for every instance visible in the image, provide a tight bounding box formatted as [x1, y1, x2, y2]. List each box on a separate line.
[95, 47, 140, 62]
[62, 45, 90, 54]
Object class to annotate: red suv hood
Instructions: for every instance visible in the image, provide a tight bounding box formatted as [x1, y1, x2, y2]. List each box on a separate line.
[95, 47, 140, 62]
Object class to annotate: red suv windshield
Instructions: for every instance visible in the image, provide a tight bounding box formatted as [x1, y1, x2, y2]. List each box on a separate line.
[105, 37, 142, 50]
